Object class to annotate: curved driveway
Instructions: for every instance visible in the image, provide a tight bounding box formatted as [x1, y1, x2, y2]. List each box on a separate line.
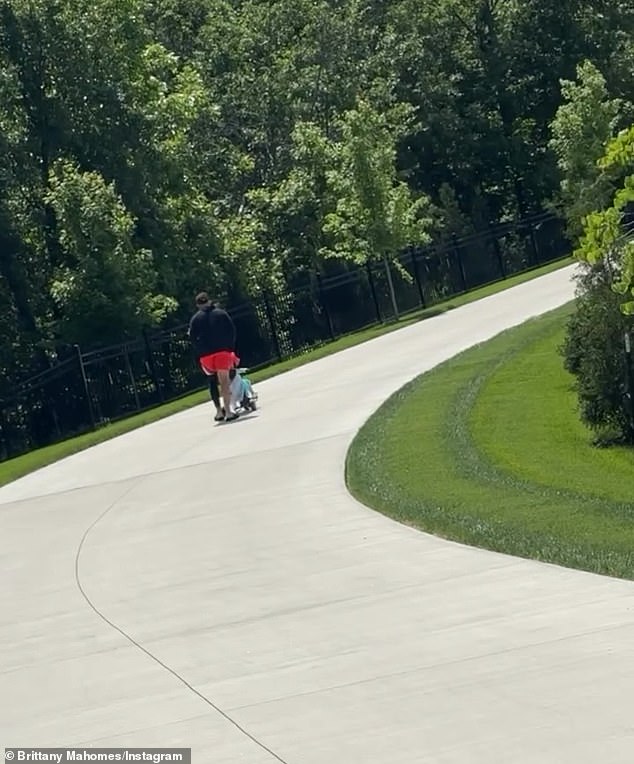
[3, 265, 634, 763]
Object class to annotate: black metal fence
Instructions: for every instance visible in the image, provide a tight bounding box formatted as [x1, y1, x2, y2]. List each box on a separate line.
[0, 210, 570, 462]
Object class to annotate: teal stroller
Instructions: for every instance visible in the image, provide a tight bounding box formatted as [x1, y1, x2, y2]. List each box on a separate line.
[230, 367, 258, 412]
[203, 366, 258, 420]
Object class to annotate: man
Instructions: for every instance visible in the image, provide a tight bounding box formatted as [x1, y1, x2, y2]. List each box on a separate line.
[188, 292, 240, 422]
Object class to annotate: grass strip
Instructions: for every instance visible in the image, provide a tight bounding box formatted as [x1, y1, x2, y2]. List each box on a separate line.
[347, 302, 634, 580]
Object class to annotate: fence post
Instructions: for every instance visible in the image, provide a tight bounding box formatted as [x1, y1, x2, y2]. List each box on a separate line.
[528, 221, 540, 265]
[0, 405, 10, 461]
[316, 273, 336, 341]
[492, 233, 506, 279]
[124, 345, 141, 411]
[451, 233, 468, 292]
[74, 344, 96, 430]
[366, 262, 382, 323]
[262, 292, 283, 362]
[143, 328, 164, 403]
[625, 330, 634, 437]
[411, 248, 426, 308]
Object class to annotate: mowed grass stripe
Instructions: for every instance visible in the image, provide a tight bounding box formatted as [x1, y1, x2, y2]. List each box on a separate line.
[469, 316, 634, 506]
[347, 304, 634, 580]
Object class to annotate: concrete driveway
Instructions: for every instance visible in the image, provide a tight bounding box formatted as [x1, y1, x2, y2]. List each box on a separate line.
[3, 264, 634, 763]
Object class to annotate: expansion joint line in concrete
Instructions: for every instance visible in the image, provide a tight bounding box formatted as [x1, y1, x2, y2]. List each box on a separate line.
[73, 479, 291, 764]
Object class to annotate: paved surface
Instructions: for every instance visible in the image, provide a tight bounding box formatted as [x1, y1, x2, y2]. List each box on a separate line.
[3, 265, 634, 763]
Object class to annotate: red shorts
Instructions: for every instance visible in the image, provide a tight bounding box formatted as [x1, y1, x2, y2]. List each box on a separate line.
[199, 351, 239, 374]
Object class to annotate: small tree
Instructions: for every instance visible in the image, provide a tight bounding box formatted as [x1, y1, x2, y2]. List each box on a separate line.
[592, 126, 634, 313]
[562, 264, 632, 443]
[319, 99, 433, 318]
[548, 60, 634, 443]
[548, 60, 623, 239]
[46, 160, 176, 346]
[561, 125, 634, 443]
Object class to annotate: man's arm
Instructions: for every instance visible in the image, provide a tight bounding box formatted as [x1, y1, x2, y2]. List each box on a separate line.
[188, 314, 203, 353]
[222, 309, 236, 348]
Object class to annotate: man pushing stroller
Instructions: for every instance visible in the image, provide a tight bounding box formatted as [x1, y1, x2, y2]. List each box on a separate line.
[188, 292, 241, 422]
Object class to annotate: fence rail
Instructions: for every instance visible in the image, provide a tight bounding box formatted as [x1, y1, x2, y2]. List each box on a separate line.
[0, 211, 571, 462]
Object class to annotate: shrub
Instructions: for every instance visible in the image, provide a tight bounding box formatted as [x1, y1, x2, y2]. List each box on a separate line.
[561, 262, 634, 443]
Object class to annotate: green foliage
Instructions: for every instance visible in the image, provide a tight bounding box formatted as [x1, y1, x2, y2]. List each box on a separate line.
[556, 120, 634, 444]
[561, 265, 633, 442]
[600, 125, 634, 169]
[548, 61, 624, 237]
[0, 0, 633, 384]
[45, 160, 176, 345]
[574, 127, 634, 312]
[320, 99, 433, 266]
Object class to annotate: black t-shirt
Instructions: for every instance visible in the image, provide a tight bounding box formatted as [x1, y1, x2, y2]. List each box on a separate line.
[189, 306, 236, 358]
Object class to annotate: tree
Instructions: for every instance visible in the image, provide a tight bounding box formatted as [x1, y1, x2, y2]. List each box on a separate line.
[560, 125, 634, 443]
[549, 61, 625, 238]
[45, 160, 176, 345]
[576, 126, 634, 313]
[320, 99, 433, 317]
[1, 0, 634, 389]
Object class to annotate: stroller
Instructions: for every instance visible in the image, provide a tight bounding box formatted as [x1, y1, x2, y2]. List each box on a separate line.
[229, 367, 258, 413]
[202, 363, 258, 419]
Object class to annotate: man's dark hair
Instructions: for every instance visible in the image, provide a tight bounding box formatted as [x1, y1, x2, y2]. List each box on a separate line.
[195, 291, 211, 306]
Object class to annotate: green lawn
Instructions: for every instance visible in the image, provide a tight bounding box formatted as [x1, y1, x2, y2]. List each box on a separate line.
[347, 302, 634, 580]
[0, 257, 572, 489]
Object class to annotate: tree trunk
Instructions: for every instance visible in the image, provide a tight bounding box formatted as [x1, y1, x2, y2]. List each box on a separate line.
[383, 252, 399, 320]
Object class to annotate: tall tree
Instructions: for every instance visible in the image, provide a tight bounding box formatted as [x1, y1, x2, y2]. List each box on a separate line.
[320, 99, 433, 316]
[575, 126, 634, 312]
[549, 61, 625, 238]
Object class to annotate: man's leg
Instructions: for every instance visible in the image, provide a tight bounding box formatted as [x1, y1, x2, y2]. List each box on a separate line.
[208, 374, 220, 407]
[207, 374, 224, 420]
[216, 369, 237, 420]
